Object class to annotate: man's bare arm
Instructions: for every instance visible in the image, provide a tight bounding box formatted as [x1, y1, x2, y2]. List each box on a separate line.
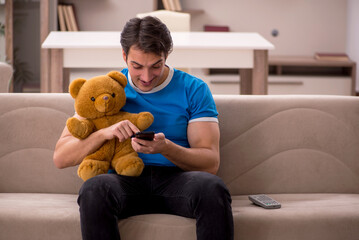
[53, 114, 140, 169]
[131, 121, 220, 174]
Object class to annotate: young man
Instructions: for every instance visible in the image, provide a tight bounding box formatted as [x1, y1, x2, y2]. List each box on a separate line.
[53, 16, 234, 240]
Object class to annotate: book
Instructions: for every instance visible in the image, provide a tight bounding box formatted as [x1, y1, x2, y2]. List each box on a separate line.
[204, 25, 230, 32]
[167, 0, 176, 11]
[314, 52, 349, 61]
[162, 0, 171, 10]
[57, 4, 79, 31]
[61, 5, 72, 31]
[57, 5, 66, 31]
[173, 0, 182, 11]
[67, 4, 79, 31]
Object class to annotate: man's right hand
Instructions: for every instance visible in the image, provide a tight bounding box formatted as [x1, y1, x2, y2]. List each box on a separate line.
[101, 120, 140, 142]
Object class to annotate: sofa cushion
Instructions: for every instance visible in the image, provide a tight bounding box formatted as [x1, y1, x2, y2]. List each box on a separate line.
[215, 95, 359, 195]
[118, 214, 196, 240]
[0, 193, 196, 240]
[2, 193, 358, 240]
[0, 193, 81, 240]
[232, 193, 359, 240]
[0, 93, 82, 194]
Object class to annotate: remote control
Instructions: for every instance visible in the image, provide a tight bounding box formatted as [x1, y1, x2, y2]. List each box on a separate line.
[248, 194, 281, 209]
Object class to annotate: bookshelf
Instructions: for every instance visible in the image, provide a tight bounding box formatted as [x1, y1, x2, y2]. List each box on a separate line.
[39, 0, 203, 92]
[156, 0, 204, 15]
[40, 0, 153, 92]
[268, 56, 356, 95]
[201, 56, 356, 96]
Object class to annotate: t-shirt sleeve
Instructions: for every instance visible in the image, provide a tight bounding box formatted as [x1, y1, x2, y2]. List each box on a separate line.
[188, 79, 218, 123]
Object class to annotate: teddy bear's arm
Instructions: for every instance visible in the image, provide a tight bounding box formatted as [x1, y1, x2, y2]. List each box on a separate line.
[66, 117, 95, 139]
[135, 112, 154, 131]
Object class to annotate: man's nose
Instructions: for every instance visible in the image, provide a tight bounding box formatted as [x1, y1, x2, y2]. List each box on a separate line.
[141, 69, 151, 81]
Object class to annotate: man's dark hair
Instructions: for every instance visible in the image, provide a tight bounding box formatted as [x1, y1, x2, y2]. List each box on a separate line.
[121, 16, 173, 59]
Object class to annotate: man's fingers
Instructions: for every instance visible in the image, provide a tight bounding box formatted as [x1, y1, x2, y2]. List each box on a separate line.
[114, 120, 140, 141]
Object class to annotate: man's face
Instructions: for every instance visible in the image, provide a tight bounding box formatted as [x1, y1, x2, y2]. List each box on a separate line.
[123, 47, 167, 92]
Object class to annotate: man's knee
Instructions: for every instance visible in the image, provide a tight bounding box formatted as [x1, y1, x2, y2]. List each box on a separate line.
[188, 172, 231, 201]
[78, 174, 115, 206]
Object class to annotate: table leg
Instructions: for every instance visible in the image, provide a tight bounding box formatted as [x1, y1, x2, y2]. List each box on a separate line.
[50, 49, 64, 93]
[239, 50, 269, 95]
[239, 69, 252, 94]
[252, 50, 268, 95]
[350, 62, 356, 96]
[41, 49, 50, 92]
[63, 68, 70, 93]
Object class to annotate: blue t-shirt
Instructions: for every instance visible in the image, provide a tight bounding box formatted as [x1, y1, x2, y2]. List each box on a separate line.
[121, 66, 218, 167]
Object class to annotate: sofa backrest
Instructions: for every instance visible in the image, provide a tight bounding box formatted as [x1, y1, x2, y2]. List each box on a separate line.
[1, 93, 359, 195]
[215, 95, 359, 195]
[0, 93, 82, 194]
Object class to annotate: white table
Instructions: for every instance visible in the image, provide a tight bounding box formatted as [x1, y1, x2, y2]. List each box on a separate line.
[42, 31, 274, 94]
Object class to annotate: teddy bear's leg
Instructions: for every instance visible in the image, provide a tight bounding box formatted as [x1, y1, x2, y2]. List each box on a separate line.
[111, 141, 144, 177]
[112, 151, 145, 177]
[77, 140, 115, 181]
[111, 140, 144, 177]
[78, 159, 110, 181]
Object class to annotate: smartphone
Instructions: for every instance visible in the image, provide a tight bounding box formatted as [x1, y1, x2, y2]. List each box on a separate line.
[133, 131, 155, 141]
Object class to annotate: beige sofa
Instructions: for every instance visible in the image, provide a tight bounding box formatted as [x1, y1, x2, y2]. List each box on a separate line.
[1, 93, 359, 240]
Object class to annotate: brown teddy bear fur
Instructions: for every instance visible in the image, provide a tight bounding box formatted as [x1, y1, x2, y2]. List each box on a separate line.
[67, 71, 154, 181]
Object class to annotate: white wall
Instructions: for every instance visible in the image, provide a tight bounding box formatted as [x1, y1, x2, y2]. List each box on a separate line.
[347, 0, 359, 92]
[58, 0, 348, 57]
[55, 0, 349, 56]
[182, 0, 347, 56]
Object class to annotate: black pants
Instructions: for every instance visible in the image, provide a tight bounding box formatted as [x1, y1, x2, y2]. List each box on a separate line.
[78, 166, 234, 240]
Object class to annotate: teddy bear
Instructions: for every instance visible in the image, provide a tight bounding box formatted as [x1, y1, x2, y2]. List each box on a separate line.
[66, 71, 154, 181]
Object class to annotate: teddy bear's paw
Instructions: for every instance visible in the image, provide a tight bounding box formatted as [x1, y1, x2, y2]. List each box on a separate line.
[115, 157, 144, 177]
[67, 118, 93, 139]
[78, 160, 110, 181]
[137, 112, 154, 131]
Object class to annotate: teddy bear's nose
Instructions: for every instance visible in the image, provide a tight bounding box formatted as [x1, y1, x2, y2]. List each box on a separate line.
[103, 96, 109, 100]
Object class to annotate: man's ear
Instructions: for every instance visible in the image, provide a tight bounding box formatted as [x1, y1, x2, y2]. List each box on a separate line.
[122, 49, 127, 63]
[69, 78, 86, 98]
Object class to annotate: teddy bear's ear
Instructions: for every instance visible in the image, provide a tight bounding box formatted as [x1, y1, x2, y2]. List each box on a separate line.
[69, 78, 87, 98]
[107, 71, 127, 88]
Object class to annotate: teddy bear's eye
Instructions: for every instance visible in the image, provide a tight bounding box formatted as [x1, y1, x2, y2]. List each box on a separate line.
[91, 97, 95, 101]
[111, 93, 116, 98]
